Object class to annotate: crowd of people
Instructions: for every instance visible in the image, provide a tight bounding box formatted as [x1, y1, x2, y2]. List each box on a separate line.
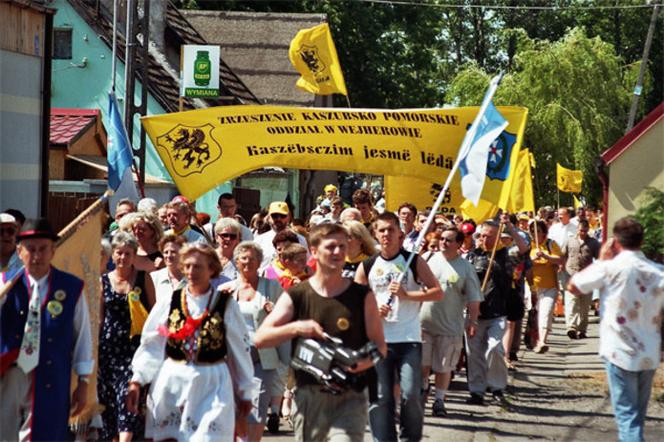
[0, 184, 661, 442]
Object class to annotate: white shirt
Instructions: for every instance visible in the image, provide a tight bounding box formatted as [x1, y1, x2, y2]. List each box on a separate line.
[0, 272, 94, 375]
[130, 287, 254, 399]
[366, 252, 422, 343]
[548, 221, 577, 249]
[571, 250, 664, 371]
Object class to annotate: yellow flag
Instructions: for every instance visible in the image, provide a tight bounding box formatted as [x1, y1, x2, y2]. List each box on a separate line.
[573, 194, 582, 209]
[384, 108, 527, 218]
[141, 104, 528, 201]
[506, 148, 535, 214]
[288, 23, 347, 96]
[556, 163, 583, 193]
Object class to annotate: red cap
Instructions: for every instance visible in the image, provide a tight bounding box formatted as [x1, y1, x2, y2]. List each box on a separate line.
[460, 223, 475, 235]
[171, 195, 190, 205]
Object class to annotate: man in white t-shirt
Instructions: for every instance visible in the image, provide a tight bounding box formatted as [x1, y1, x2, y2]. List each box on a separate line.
[568, 217, 664, 442]
[548, 207, 577, 249]
[355, 212, 442, 441]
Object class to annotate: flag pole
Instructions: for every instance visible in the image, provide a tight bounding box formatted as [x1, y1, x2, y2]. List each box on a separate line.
[395, 73, 503, 286]
[111, 0, 118, 92]
[481, 222, 505, 292]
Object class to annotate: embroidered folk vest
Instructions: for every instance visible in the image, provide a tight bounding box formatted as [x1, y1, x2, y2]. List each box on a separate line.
[165, 288, 230, 364]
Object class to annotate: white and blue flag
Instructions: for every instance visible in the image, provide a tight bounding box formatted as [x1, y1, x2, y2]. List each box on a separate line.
[458, 75, 508, 206]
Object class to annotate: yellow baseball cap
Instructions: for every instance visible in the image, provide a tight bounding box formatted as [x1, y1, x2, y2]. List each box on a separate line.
[324, 184, 337, 193]
[268, 202, 289, 216]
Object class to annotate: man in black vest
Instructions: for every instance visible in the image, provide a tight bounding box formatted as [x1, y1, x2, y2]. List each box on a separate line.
[255, 223, 386, 442]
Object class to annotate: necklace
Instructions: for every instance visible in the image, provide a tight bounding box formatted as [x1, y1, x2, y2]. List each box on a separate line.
[159, 287, 212, 340]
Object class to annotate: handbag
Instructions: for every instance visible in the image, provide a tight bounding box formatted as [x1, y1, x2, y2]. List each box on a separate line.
[524, 308, 539, 350]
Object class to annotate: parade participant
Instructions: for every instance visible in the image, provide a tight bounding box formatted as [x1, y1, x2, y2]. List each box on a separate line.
[319, 184, 339, 208]
[568, 217, 664, 442]
[465, 217, 527, 405]
[164, 200, 207, 244]
[214, 218, 242, 280]
[421, 232, 442, 259]
[0, 213, 21, 279]
[548, 207, 577, 249]
[255, 223, 386, 442]
[150, 235, 186, 303]
[263, 230, 300, 282]
[563, 219, 600, 339]
[127, 243, 254, 441]
[115, 198, 137, 223]
[352, 188, 377, 229]
[325, 196, 345, 223]
[339, 207, 362, 224]
[119, 211, 164, 272]
[219, 241, 284, 440]
[204, 193, 253, 245]
[278, 243, 312, 290]
[342, 221, 376, 280]
[529, 220, 564, 353]
[398, 203, 419, 252]
[421, 226, 482, 417]
[99, 232, 156, 441]
[459, 222, 476, 258]
[137, 197, 158, 216]
[517, 213, 531, 234]
[0, 218, 93, 441]
[157, 205, 168, 227]
[355, 212, 443, 441]
[255, 202, 307, 270]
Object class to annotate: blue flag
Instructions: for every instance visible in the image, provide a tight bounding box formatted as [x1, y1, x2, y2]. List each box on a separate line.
[458, 75, 508, 206]
[107, 92, 139, 199]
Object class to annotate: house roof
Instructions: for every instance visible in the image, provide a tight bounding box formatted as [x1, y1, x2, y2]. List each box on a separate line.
[66, 0, 260, 112]
[601, 102, 664, 166]
[181, 10, 326, 106]
[50, 108, 100, 147]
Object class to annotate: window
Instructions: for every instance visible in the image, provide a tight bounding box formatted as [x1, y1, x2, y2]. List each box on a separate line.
[53, 28, 72, 60]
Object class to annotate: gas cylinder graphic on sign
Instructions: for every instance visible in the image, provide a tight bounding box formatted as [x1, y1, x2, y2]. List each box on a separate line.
[194, 51, 211, 86]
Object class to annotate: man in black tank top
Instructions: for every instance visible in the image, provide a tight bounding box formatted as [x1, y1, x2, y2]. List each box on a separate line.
[255, 223, 386, 442]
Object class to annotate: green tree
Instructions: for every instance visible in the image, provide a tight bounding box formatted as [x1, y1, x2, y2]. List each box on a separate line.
[633, 187, 664, 263]
[446, 28, 642, 208]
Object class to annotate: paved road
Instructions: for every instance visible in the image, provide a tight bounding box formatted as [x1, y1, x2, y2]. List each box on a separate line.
[264, 317, 664, 441]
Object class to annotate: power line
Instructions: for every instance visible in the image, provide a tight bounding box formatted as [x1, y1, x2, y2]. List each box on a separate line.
[354, 0, 663, 11]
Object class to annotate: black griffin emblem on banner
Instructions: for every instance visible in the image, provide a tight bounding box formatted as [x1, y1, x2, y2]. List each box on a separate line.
[429, 184, 452, 204]
[156, 124, 221, 177]
[299, 45, 326, 75]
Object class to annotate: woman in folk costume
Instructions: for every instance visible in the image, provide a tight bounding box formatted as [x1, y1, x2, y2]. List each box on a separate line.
[98, 232, 156, 441]
[0, 218, 93, 441]
[127, 243, 254, 442]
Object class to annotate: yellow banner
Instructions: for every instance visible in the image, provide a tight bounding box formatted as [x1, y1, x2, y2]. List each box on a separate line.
[289, 23, 348, 96]
[384, 109, 527, 218]
[53, 208, 104, 424]
[141, 105, 528, 201]
[557, 163, 583, 193]
[506, 148, 535, 214]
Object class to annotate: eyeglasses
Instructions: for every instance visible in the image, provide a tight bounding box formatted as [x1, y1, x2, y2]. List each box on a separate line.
[217, 233, 238, 240]
[0, 227, 17, 236]
[271, 213, 287, 220]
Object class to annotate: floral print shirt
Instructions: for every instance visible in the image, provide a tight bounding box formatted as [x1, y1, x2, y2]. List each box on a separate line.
[572, 250, 664, 371]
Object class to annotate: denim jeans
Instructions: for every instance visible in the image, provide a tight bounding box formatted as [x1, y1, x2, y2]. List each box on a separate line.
[605, 361, 656, 442]
[369, 342, 423, 442]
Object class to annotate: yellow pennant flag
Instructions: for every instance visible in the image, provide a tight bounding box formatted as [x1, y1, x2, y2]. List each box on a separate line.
[573, 194, 582, 209]
[288, 22, 348, 96]
[556, 163, 583, 193]
[385, 109, 527, 220]
[141, 105, 528, 201]
[506, 148, 535, 214]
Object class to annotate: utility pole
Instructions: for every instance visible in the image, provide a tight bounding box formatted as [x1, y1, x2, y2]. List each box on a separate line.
[626, 2, 660, 132]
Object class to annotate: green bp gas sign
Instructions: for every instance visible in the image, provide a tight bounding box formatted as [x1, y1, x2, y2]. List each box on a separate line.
[181, 45, 220, 98]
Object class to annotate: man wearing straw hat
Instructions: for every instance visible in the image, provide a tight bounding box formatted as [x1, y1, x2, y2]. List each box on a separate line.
[465, 216, 527, 405]
[0, 218, 94, 441]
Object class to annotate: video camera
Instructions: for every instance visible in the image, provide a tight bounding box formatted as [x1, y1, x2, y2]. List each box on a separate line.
[290, 334, 382, 395]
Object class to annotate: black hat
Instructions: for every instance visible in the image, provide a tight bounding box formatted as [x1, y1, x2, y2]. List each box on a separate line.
[17, 218, 59, 242]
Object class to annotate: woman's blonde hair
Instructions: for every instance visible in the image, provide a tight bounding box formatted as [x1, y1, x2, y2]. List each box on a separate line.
[118, 211, 164, 245]
[343, 221, 377, 256]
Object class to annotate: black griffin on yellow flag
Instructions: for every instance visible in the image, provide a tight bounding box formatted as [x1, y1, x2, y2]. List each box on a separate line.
[288, 22, 348, 96]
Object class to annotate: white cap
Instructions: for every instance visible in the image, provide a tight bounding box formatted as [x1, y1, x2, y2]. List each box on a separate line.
[0, 213, 17, 225]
